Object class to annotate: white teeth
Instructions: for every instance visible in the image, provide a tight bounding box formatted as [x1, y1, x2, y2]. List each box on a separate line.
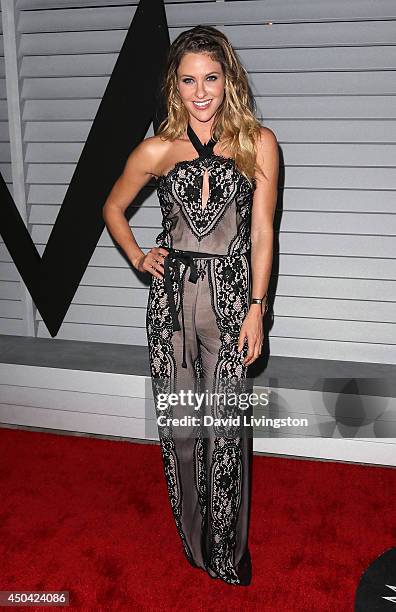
[193, 100, 211, 107]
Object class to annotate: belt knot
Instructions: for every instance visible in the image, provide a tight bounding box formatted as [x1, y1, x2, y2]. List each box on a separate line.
[160, 246, 248, 369]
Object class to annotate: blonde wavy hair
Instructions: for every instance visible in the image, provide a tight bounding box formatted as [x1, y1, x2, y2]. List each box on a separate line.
[157, 25, 264, 186]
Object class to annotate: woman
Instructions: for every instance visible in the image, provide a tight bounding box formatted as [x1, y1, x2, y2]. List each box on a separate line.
[103, 25, 278, 586]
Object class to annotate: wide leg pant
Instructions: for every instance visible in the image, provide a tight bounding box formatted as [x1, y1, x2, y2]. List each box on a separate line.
[146, 253, 253, 586]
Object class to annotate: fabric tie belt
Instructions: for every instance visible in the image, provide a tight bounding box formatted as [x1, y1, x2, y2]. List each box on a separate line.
[161, 246, 249, 368]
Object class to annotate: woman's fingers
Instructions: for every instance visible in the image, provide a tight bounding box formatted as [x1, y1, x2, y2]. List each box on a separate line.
[142, 247, 169, 278]
[243, 335, 263, 366]
[239, 329, 263, 365]
[153, 248, 168, 275]
[238, 333, 247, 353]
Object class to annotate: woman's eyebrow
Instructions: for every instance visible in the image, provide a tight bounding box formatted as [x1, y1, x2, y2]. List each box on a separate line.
[179, 71, 221, 77]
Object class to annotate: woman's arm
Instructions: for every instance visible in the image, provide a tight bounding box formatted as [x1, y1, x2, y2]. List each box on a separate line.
[250, 127, 279, 315]
[102, 137, 168, 277]
[238, 127, 279, 366]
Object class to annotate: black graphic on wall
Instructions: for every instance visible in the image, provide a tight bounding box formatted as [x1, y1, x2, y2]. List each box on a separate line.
[0, 0, 169, 336]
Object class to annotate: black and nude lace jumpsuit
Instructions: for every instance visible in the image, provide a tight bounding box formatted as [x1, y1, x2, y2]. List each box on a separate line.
[146, 124, 256, 586]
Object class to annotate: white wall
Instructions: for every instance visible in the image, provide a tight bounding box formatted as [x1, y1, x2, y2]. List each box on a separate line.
[1, 0, 395, 363]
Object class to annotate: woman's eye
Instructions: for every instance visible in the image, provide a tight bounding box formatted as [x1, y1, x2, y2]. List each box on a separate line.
[182, 76, 217, 84]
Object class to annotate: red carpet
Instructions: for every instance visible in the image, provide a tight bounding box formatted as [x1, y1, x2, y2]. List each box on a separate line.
[1, 427, 395, 611]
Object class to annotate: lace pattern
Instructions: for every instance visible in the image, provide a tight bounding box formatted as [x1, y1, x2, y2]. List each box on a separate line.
[156, 155, 255, 246]
[147, 145, 254, 586]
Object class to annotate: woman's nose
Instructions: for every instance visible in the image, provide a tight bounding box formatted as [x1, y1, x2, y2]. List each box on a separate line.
[195, 81, 207, 97]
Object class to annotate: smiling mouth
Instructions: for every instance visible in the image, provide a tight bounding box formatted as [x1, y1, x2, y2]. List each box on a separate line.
[193, 99, 212, 109]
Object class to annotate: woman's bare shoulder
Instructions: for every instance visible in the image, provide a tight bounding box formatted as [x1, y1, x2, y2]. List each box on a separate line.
[253, 126, 279, 185]
[137, 134, 172, 156]
[132, 134, 173, 176]
[255, 126, 279, 168]
[256, 125, 278, 150]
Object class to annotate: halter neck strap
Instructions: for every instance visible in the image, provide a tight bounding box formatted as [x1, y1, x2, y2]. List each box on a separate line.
[187, 123, 217, 158]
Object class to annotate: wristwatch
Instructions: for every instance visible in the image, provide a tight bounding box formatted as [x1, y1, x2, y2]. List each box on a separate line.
[250, 294, 269, 315]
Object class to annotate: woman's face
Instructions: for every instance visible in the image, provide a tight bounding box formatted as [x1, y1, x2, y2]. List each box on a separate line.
[176, 52, 225, 123]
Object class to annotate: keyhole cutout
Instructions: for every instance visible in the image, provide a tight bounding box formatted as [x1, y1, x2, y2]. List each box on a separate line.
[201, 169, 210, 210]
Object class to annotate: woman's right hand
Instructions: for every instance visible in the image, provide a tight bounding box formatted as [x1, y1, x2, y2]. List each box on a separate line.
[133, 247, 169, 279]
